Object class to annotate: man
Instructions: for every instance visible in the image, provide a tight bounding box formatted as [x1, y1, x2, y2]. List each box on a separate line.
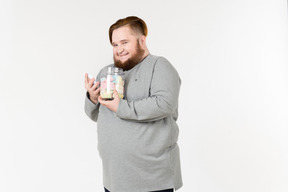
[84, 16, 182, 192]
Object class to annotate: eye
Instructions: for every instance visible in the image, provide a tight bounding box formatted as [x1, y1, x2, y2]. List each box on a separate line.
[112, 44, 118, 47]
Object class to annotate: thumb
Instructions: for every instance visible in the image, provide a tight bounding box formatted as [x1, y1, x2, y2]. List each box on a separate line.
[113, 89, 119, 98]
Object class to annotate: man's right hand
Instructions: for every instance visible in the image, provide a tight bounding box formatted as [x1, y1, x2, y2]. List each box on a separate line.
[84, 73, 100, 104]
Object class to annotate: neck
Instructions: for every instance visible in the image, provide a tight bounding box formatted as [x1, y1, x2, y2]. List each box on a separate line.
[140, 49, 150, 61]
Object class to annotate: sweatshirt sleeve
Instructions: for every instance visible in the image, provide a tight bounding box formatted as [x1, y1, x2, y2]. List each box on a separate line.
[84, 70, 103, 122]
[84, 92, 100, 122]
[115, 57, 181, 122]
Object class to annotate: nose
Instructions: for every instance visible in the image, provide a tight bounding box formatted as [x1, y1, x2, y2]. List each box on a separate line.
[117, 45, 124, 54]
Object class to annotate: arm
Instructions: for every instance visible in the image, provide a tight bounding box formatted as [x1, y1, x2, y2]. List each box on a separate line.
[116, 58, 181, 122]
[84, 73, 101, 122]
[84, 92, 100, 122]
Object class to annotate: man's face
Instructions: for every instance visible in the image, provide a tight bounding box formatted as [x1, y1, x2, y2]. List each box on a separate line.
[112, 26, 145, 70]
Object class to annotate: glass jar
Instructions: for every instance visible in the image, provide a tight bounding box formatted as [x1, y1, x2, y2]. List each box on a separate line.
[113, 67, 124, 99]
[100, 67, 114, 100]
[100, 67, 124, 100]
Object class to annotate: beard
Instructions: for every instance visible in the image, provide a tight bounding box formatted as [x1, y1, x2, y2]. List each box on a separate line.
[113, 41, 145, 71]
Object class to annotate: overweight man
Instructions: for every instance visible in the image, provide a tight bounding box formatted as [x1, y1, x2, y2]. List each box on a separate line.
[84, 16, 183, 192]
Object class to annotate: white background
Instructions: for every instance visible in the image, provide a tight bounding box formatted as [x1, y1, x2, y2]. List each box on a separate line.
[1, 0, 287, 192]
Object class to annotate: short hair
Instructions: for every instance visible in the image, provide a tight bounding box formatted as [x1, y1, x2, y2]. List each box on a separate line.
[109, 16, 148, 44]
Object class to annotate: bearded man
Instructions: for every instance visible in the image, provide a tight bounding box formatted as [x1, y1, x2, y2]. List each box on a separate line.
[84, 16, 183, 192]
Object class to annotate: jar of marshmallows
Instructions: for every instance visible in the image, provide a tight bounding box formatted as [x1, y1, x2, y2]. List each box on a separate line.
[100, 67, 124, 100]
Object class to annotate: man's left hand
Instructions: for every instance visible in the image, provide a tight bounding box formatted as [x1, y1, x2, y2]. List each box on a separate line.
[98, 89, 120, 113]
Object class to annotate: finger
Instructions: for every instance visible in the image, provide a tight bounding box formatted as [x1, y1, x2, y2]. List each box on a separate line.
[89, 77, 95, 84]
[92, 81, 100, 90]
[99, 96, 111, 105]
[98, 96, 104, 105]
[87, 78, 95, 88]
[113, 89, 119, 98]
[84, 73, 88, 85]
[95, 86, 101, 94]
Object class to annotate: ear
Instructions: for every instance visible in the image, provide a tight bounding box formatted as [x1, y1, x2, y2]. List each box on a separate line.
[139, 35, 146, 46]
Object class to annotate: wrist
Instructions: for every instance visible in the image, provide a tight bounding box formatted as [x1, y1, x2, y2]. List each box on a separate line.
[90, 97, 98, 104]
[86, 92, 98, 104]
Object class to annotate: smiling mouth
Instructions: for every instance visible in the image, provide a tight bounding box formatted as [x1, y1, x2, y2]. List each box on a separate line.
[119, 53, 129, 59]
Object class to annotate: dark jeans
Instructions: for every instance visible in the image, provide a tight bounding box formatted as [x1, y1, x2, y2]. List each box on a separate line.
[104, 187, 173, 192]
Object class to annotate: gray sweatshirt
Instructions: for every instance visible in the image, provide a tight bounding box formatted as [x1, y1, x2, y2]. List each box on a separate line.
[85, 55, 183, 192]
